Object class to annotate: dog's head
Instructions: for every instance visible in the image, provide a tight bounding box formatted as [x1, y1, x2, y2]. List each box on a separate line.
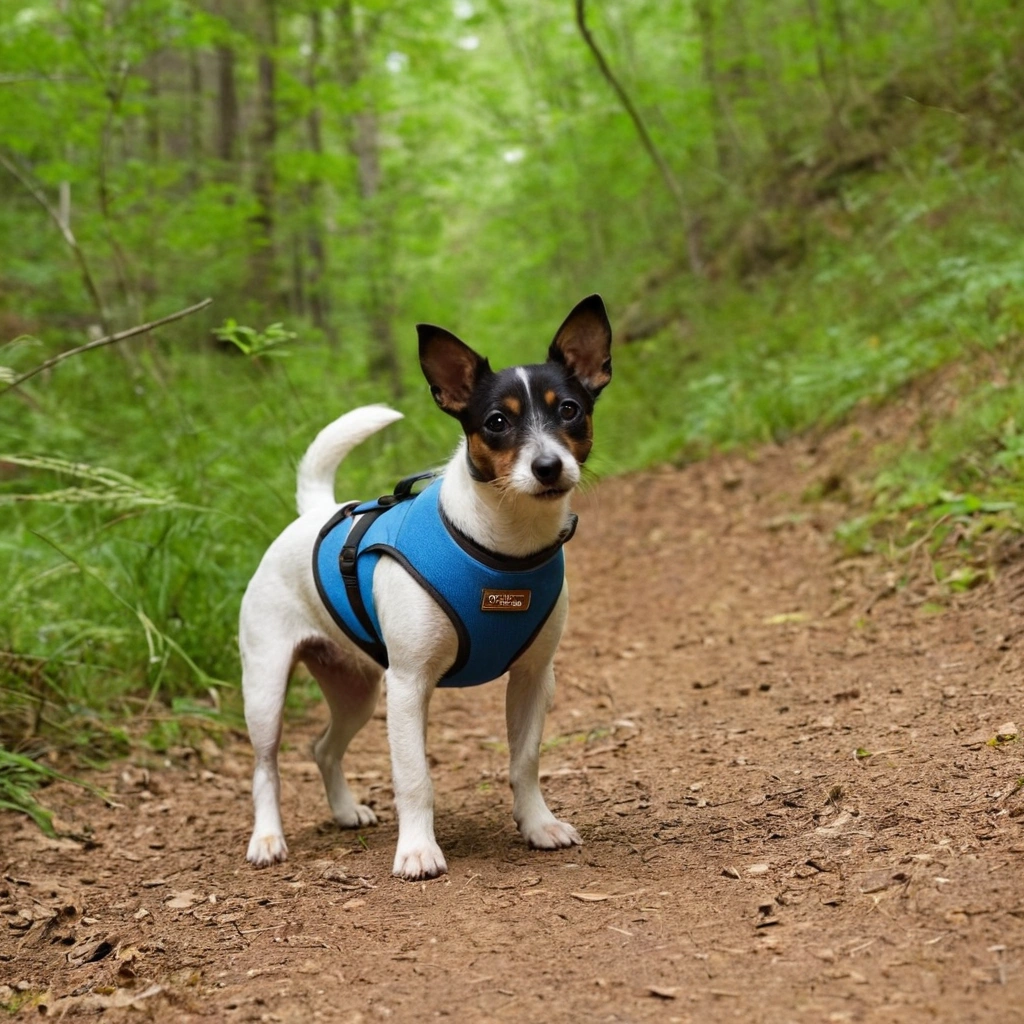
[418, 295, 612, 500]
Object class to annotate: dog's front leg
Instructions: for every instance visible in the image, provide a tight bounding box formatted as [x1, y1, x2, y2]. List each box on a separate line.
[385, 669, 448, 880]
[506, 585, 582, 850]
[375, 558, 457, 880]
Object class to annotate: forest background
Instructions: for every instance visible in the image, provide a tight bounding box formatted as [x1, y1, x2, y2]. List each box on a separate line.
[1, 0, 1023, 826]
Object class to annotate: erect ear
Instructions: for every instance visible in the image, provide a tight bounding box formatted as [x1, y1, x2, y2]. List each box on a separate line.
[418, 324, 491, 417]
[547, 294, 612, 398]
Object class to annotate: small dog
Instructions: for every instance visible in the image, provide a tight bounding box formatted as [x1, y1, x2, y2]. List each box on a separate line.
[240, 295, 612, 879]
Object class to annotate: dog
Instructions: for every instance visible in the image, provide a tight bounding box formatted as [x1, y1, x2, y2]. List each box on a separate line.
[240, 294, 612, 880]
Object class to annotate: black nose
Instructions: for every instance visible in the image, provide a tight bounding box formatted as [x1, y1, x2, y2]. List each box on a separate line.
[531, 455, 563, 485]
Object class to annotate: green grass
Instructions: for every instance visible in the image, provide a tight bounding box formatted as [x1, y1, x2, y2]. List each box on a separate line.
[2, 112, 1024, 829]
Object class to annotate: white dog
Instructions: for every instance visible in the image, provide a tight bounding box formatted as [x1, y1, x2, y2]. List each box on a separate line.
[240, 295, 613, 879]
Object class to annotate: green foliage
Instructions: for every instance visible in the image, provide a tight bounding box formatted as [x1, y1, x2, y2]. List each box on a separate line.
[211, 320, 298, 360]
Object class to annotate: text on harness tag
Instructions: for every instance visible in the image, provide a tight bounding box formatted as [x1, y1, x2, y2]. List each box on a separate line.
[480, 589, 532, 612]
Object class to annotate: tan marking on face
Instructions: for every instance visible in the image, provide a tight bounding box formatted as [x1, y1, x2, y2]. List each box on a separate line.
[467, 433, 518, 483]
[505, 396, 521, 415]
[561, 415, 594, 465]
[544, 389, 557, 406]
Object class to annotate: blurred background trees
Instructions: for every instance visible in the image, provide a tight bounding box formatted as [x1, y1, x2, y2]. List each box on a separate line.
[4, 0, 1021, 366]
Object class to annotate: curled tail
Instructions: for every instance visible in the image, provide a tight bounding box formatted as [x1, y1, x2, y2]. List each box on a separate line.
[296, 405, 404, 517]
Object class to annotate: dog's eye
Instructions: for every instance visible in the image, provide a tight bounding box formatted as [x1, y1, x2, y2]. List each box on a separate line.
[484, 412, 509, 434]
[559, 400, 581, 422]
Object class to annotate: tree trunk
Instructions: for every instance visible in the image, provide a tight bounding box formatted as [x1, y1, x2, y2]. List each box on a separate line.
[248, 0, 278, 302]
[304, 8, 333, 341]
[145, 51, 162, 162]
[215, 44, 238, 163]
[188, 48, 202, 187]
[695, 0, 735, 176]
[806, 0, 840, 126]
[336, 0, 402, 394]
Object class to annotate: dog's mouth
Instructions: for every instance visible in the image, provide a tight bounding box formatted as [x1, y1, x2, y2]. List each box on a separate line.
[534, 486, 571, 500]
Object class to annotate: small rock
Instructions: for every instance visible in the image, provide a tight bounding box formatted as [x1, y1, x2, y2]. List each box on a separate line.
[996, 722, 1018, 741]
[722, 867, 740, 880]
[343, 898, 367, 910]
[747, 863, 770, 876]
[858, 871, 891, 894]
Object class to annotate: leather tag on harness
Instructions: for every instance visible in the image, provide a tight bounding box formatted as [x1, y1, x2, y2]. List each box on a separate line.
[481, 589, 532, 612]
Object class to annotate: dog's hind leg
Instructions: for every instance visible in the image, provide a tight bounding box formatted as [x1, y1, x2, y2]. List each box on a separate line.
[242, 633, 294, 867]
[303, 641, 382, 829]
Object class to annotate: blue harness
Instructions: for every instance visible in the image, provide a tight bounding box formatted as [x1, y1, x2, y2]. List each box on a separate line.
[312, 474, 575, 687]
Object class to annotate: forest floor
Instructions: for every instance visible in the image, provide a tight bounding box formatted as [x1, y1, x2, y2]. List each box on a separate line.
[3, 381, 1024, 1023]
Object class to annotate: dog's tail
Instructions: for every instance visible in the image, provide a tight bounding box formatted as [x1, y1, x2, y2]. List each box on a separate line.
[296, 405, 404, 517]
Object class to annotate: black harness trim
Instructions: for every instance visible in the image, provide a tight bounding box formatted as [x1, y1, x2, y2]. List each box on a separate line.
[438, 507, 578, 572]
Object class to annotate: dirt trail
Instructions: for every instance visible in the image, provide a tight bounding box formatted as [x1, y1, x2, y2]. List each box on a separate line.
[4, 408, 1024, 1023]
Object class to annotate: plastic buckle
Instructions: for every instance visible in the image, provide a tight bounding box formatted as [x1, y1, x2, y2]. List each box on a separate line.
[339, 544, 357, 574]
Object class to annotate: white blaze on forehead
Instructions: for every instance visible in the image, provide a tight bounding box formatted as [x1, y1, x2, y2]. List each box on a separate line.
[515, 367, 532, 408]
[516, 366, 547, 428]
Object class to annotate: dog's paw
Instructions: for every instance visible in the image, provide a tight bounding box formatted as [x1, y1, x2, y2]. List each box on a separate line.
[247, 832, 288, 867]
[393, 841, 447, 880]
[520, 817, 582, 850]
[334, 802, 378, 829]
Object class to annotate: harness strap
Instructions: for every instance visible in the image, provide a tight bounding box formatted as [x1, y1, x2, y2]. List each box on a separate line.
[339, 505, 389, 643]
[335, 471, 439, 646]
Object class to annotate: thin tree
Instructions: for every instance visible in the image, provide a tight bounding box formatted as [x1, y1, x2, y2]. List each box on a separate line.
[302, 7, 333, 342]
[249, 0, 278, 301]
[336, 0, 402, 395]
[574, 0, 703, 277]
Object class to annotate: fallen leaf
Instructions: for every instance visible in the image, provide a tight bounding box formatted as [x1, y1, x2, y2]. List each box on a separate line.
[648, 986, 678, 999]
[165, 890, 199, 910]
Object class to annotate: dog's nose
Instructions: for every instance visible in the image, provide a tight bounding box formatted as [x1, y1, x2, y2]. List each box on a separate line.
[531, 455, 563, 485]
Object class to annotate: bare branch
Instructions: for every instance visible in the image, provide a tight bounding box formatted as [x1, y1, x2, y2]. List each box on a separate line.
[574, 0, 703, 277]
[2, 299, 213, 397]
[0, 150, 112, 334]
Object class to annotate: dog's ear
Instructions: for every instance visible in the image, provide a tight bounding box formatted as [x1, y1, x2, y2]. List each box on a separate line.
[418, 324, 491, 417]
[548, 294, 612, 399]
